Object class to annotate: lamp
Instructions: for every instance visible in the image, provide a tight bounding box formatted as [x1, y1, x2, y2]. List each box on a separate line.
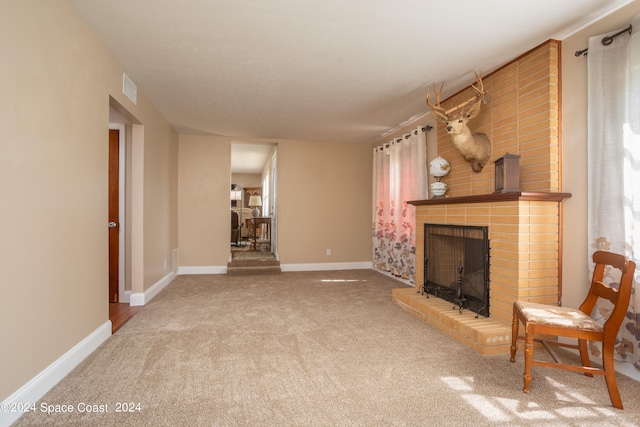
[248, 195, 262, 217]
[429, 156, 450, 198]
[230, 185, 242, 208]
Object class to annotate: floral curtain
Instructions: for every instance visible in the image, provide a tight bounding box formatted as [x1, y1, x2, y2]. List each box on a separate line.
[372, 127, 427, 282]
[587, 14, 640, 367]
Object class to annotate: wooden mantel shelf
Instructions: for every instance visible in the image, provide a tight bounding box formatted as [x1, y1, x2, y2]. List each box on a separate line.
[408, 191, 572, 206]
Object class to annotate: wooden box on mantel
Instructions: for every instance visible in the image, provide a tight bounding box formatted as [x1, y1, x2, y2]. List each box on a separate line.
[494, 153, 521, 193]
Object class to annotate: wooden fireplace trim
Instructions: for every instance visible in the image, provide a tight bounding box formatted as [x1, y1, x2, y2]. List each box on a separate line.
[408, 191, 572, 207]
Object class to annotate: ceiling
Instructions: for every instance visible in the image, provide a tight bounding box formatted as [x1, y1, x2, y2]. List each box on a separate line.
[69, 0, 633, 171]
[231, 143, 274, 174]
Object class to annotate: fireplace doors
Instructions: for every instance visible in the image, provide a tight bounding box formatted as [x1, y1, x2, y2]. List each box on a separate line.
[422, 224, 489, 317]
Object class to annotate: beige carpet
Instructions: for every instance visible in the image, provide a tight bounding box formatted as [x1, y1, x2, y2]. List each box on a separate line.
[13, 270, 640, 426]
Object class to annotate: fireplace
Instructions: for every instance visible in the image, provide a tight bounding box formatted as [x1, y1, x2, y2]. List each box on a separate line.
[421, 224, 489, 317]
[391, 192, 571, 354]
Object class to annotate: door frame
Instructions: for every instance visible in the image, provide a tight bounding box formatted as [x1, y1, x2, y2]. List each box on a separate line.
[109, 123, 126, 301]
[269, 149, 278, 258]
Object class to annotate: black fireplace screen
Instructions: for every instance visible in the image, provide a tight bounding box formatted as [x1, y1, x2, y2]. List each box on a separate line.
[422, 224, 489, 317]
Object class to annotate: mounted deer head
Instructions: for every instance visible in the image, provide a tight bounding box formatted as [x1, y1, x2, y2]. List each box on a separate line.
[426, 71, 491, 173]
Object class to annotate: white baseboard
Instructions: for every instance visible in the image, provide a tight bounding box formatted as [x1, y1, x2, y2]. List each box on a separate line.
[280, 261, 373, 272]
[129, 271, 176, 306]
[175, 263, 373, 275]
[373, 268, 415, 286]
[615, 360, 640, 382]
[178, 266, 227, 275]
[0, 321, 112, 427]
[557, 337, 640, 382]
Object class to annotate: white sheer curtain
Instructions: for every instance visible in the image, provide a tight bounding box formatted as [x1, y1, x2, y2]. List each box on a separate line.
[372, 127, 427, 282]
[587, 14, 640, 367]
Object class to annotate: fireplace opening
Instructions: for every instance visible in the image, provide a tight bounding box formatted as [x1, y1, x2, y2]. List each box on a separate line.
[421, 224, 490, 317]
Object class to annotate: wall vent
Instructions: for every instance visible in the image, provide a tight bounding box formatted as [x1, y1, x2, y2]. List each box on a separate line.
[122, 72, 137, 105]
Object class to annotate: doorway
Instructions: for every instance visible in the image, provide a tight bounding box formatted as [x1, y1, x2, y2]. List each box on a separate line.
[267, 150, 278, 257]
[108, 100, 145, 332]
[109, 124, 140, 333]
[230, 143, 278, 258]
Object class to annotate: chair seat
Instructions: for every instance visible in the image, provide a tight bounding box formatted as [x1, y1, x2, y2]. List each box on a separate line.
[515, 300, 603, 333]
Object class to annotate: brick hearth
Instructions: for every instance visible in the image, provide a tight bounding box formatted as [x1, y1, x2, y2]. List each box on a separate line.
[392, 288, 511, 355]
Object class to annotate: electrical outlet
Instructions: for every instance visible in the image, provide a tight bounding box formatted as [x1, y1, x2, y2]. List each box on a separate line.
[326, 249, 331, 256]
[163, 259, 167, 268]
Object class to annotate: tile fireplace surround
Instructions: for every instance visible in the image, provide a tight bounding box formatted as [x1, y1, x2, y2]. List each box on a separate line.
[392, 191, 571, 355]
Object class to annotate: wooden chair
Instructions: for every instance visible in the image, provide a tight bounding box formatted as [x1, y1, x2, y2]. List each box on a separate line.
[510, 250, 636, 409]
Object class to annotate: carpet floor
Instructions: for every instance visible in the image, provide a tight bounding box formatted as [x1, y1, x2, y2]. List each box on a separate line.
[12, 270, 640, 426]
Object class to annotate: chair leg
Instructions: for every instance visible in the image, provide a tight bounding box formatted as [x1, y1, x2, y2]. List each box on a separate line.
[577, 339, 594, 378]
[523, 331, 534, 393]
[602, 341, 623, 409]
[510, 310, 519, 363]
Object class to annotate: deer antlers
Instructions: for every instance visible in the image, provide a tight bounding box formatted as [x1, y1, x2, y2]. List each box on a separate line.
[426, 71, 487, 115]
[425, 71, 492, 173]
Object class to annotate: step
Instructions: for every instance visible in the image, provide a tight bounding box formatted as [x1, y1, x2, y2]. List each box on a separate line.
[227, 259, 280, 268]
[226, 265, 281, 276]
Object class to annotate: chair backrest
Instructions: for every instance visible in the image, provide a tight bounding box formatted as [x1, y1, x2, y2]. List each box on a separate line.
[579, 250, 636, 334]
[231, 210, 239, 229]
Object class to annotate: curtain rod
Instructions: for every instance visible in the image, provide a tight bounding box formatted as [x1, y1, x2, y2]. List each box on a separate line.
[375, 126, 432, 151]
[396, 126, 433, 142]
[575, 25, 632, 57]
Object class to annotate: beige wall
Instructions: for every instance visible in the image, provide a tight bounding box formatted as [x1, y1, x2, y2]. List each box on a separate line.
[178, 137, 373, 267]
[232, 173, 262, 190]
[178, 135, 232, 266]
[143, 118, 179, 288]
[0, 0, 178, 402]
[560, 0, 640, 310]
[276, 139, 372, 263]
